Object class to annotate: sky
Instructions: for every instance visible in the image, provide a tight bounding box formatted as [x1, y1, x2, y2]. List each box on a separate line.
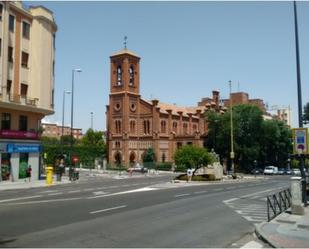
[26, 1, 309, 133]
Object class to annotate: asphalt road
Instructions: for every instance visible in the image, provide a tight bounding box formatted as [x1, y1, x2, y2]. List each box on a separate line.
[0, 174, 290, 247]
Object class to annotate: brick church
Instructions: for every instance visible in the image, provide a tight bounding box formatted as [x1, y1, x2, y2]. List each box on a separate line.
[106, 48, 227, 167]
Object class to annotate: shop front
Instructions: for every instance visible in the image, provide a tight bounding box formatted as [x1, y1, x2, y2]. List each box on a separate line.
[0, 141, 41, 182]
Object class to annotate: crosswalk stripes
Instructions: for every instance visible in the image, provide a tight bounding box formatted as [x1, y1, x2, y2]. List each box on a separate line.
[223, 195, 268, 225]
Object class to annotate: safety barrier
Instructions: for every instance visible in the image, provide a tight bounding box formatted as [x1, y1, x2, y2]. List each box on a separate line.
[267, 188, 291, 222]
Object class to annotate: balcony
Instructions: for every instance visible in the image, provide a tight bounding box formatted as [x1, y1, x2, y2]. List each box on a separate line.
[0, 129, 40, 140]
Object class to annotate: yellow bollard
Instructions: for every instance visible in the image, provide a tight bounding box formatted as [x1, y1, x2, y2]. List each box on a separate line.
[46, 166, 54, 185]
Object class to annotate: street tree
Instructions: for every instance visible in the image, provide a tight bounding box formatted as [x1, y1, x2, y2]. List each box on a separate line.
[174, 145, 214, 174]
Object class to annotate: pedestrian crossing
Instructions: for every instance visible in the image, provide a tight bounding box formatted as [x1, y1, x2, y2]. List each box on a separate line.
[223, 195, 268, 225]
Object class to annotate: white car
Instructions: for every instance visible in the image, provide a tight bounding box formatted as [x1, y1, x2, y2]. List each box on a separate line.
[292, 168, 301, 176]
[264, 166, 278, 175]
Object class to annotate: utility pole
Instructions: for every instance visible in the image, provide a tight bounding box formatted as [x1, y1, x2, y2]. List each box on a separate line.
[229, 80, 235, 174]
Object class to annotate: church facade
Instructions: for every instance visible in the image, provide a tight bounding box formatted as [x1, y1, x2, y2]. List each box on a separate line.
[106, 49, 227, 166]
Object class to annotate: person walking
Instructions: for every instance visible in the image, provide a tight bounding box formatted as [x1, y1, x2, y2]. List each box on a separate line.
[26, 165, 32, 182]
[187, 167, 193, 182]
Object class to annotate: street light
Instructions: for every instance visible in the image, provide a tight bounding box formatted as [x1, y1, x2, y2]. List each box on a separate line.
[61, 90, 71, 154]
[70, 68, 82, 167]
[90, 112, 94, 130]
[229, 80, 235, 175]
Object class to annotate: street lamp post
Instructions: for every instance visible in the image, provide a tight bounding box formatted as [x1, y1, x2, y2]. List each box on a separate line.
[61, 90, 71, 154]
[293, 1, 307, 206]
[70, 68, 82, 170]
[229, 80, 235, 175]
[90, 112, 94, 130]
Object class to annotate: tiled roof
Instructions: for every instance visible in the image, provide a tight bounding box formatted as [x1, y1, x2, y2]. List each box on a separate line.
[111, 49, 140, 58]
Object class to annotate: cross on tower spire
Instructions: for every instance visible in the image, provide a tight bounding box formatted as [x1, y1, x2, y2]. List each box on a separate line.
[124, 36, 128, 49]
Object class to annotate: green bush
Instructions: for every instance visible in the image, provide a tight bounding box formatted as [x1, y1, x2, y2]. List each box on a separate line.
[106, 164, 127, 171]
[175, 165, 187, 172]
[156, 162, 172, 171]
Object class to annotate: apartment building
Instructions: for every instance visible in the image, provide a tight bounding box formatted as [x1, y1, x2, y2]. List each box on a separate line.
[41, 123, 83, 140]
[0, 2, 57, 181]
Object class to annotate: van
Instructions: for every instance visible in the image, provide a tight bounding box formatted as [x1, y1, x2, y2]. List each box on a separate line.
[264, 166, 278, 175]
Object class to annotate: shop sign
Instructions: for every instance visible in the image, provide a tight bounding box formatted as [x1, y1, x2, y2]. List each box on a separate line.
[0, 130, 39, 140]
[7, 144, 41, 153]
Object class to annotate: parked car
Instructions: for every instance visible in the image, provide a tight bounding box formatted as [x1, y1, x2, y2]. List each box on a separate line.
[285, 169, 292, 175]
[264, 166, 278, 175]
[251, 168, 263, 175]
[292, 168, 301, 176]
[277, 168, 285, 175]
[127, 166, 148, 174]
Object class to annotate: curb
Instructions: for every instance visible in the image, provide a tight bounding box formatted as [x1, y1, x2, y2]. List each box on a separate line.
[254, 223, 277, 248]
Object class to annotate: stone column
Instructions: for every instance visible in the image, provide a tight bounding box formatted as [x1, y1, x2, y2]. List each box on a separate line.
[291, 176, 304, 215]
[10, 153, 19, 182]
[28, 153, 39, 180]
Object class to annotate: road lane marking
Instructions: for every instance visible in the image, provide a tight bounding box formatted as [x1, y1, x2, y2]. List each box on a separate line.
[214, 188, 223, 191]
[90, 205, 127, 214]
[47, 192, 63, 196]
[2, 197, 82, 205]
[239, 187, 282, 198]
[0, 195, 42, 203]
[93, 191, 108, 195]
[194, 190, 208, 194]
[83, 188, 95, 191]
[241, 241, 263, 248]
[223, 198, 239, 203]
[87, 187, 157, 199]
[38, 190, 58, 193]
[174, 193, 190, 198]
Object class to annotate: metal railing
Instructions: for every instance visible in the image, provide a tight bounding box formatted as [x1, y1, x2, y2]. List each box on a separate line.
[267, 188, 291, 221]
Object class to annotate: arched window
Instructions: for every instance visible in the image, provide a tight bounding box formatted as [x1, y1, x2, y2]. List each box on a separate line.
[161, 153, 166, 163]
[172, 121, 177, 133]
[130, 120, 136, 134]
[129, 65, 134, 86]
[116, 66, 122, 86]
[161, 120, 166, 133]
[114, 151, 122, 165]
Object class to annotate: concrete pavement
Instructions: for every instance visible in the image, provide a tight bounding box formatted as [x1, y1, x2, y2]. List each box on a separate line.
[256, 206, 309, 248]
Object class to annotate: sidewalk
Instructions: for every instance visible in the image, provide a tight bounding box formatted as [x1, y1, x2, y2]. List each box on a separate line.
[256, 206, 309, 248]
[0, 176, 71, 191]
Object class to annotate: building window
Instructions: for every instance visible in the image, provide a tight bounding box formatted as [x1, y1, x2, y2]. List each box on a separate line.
[173, 121, 177, 133]
[130, 120, 136, 134]
[116, 66, 122, 86]
[161, 120, 166, 133]
[143, 120, 150, 134]
[20, 83, 28, 97]
[22, 21, 30, 39]
[1, 113, 11, 130]
[183, 123, 188, 134]
[129, 65, 134, 86]
[21, 52, 29, 68]
[7, 80, 12, 95]
[8, 47, 13, 63]
[161, 153, 166, 163]
[19, 115, 28, 131]
[115, 120, 121, 134]
[9, 15, 14, 32]
[193, 124, 197, 132]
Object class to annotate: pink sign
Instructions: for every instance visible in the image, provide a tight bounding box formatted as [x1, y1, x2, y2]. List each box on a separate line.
[0, 130, 39, 140]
